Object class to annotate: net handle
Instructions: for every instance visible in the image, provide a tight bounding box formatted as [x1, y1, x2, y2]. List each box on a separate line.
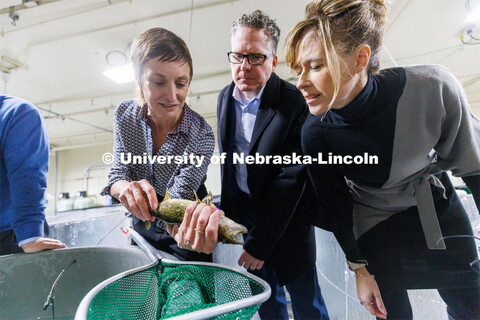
[129, 228, 166, 261]
[167, 291, 271, 320]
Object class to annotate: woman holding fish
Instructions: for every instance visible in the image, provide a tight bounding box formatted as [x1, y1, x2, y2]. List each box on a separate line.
[102, 27, 223, 260]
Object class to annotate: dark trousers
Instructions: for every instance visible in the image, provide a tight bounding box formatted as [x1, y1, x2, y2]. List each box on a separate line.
[234, 191, 329, 319]
[0, 229, 23, 255]
[376, 285, 480, 320]
[250, 262, 329, 319]
[0, 221, 49, 256]
[132, 216, 212, 262]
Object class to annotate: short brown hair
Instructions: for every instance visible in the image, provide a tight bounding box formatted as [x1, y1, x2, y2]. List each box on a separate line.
[131, 27, 193, 105]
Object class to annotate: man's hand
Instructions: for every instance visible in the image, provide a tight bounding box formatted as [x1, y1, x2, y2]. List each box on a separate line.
[21, 237, 67, 253]
[238, 250, 264, 270]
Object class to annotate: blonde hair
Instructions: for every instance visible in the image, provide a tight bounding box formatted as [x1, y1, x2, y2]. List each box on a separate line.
[131, 27, 193, 106]
[285, 0, 387, 115]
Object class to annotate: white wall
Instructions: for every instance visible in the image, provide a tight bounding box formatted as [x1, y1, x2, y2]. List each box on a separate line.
[46, 144, 114, 216]
[204, 153, 222, 196]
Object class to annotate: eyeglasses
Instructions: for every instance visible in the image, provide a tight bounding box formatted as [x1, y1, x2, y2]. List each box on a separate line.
[438, 235, 480, 274]
[227, 52, 273, 65]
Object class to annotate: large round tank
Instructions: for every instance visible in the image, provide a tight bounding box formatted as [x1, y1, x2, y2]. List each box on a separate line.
[0, 246, 151, 319]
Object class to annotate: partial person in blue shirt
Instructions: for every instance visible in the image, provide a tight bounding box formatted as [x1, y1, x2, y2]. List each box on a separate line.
[0, 95, 66, 255]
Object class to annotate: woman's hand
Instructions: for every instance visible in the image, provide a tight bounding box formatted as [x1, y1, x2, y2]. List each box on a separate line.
[355, 268, 387, 319]
[171, 201, 224, 254]
[112, 179, 158, 222]
[238, 250, 264, 271]
[21, 237, 67, 253]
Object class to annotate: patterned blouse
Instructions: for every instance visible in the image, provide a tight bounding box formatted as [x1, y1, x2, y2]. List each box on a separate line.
[101, 99, 215, 202]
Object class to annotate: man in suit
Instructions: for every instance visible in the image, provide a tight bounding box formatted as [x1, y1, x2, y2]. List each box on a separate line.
[216, 10, 329, 319]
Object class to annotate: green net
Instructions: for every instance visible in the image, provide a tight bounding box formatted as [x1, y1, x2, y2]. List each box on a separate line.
[86, 260, 266, 319]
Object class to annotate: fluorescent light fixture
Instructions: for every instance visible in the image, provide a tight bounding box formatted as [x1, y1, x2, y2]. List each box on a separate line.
[102, 64, 134, 84]
[23, 0, 38, 8]
[465, 4, 480, 23]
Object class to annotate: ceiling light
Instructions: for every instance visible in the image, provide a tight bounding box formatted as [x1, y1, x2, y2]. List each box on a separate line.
[465, 4, 480, 23]
[22, 0, 38, 8]
[102, 64, 134, 84]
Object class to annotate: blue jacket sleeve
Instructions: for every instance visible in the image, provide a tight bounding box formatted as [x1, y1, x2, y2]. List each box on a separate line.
[2, 101, 48, 243]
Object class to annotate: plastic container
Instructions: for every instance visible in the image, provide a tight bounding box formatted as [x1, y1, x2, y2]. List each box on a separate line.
[74, 191, 96, 209]
[57, 192, 74, 212]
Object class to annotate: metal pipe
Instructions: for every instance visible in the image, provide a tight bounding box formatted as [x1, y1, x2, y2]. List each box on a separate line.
[0, 0, 128, 30]
[37, 106, 112, 133]
[26, 0, 241, 47]
[382, 45, 398, 66]
[50, 140, 112, 152]
[385, 0, 413, 36]
[83, 165, 111, 193]
[53, 150, 58, 215]
[44, 105, 115, 119]
[40, 88, 221, 120]
[35, 88, 128, 106]
[462, 75, 480, 88]
[49, 131, 112, 144]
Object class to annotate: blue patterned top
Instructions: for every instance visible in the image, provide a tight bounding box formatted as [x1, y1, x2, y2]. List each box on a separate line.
[101, 99, 215, 202]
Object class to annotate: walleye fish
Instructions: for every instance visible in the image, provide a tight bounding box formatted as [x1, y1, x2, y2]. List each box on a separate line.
[146, 191, 247, 245]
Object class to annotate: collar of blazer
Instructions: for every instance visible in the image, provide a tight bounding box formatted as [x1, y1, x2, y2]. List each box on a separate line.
[219, 73, 281, 153]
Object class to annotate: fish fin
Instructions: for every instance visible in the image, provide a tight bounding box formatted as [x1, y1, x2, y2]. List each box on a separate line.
[208, 191, 213, 205]
[200, 191, 214, 205]
[162, 191, 170, 203]
[165, 223, 174, 235]
[145, 220, 151, 230]
[194, 190, 200, 204]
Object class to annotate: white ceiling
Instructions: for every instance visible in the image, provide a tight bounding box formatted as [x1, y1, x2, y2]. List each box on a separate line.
[1, 0, 479, 150]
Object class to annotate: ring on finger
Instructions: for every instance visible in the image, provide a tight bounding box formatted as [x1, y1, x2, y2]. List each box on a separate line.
[194, 228, 205, 234]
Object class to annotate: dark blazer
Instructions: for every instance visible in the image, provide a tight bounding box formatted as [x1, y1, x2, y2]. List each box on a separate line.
[217, 73, 317, 285]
